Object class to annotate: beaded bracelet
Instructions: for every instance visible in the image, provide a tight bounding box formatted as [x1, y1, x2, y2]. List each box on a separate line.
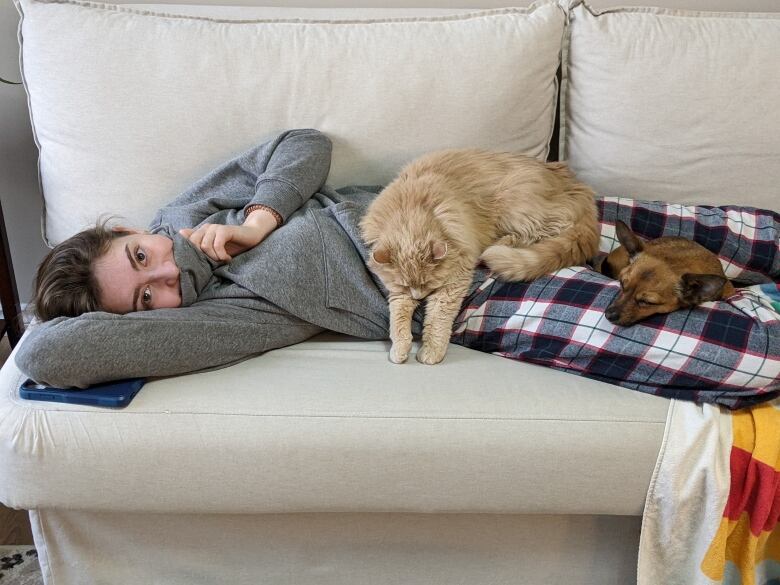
[244, 203, 283, 228]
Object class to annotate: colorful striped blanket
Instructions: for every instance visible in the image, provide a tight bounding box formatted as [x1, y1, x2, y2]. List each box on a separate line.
[757, 283, 780, 314]
[639, 397, 780, 585]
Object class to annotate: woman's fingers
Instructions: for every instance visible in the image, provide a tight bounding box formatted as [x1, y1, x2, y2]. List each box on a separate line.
[179, 224, 262, 262]
[212, 229, 232, 262]
[200, 225, 218, 260]
[182, 226, 205, 250]
[180, 224, 222, 262]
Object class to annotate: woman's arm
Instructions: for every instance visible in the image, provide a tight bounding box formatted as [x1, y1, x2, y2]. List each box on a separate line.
[150, 129, 332, 232]
[239, 128, 333, 223]
[14, 299, 324, 388]
[178, 209, 280, 262]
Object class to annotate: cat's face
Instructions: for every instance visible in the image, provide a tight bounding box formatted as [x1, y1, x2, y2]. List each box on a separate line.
[368, 239, 449, 300]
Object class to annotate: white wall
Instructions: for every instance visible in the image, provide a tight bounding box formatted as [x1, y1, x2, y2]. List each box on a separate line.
[1, 0, 779, 304]
[1, 0, 44, 305]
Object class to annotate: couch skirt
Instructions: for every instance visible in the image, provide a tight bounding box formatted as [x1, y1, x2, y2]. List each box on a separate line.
[31, 510, 640, 584]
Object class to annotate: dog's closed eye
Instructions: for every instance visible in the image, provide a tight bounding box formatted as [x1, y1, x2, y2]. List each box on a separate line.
[637, 294, 662, 306]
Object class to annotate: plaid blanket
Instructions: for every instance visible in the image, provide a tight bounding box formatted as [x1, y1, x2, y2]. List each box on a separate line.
[451, 197, 780, 409]
[596, 196, 780, 284]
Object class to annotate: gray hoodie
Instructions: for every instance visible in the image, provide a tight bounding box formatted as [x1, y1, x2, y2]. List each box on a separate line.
[15, 129, 427, 387]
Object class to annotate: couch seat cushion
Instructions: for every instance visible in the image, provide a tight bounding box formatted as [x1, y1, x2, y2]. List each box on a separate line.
[0, 333, 669, 515]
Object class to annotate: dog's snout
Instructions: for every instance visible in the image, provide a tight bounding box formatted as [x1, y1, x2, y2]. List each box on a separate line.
[604, 296, 630, 324]
[605, 306, 621, 323]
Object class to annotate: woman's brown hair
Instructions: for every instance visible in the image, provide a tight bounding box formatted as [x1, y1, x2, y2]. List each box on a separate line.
[32, 221, 130, 321]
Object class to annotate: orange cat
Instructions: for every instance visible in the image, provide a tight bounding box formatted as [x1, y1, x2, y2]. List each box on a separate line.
[360, 149, 599, 365]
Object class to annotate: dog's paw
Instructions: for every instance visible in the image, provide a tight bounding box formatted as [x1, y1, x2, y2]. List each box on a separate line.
[389, 340, 412, 364]
[416, 342, 447, 365]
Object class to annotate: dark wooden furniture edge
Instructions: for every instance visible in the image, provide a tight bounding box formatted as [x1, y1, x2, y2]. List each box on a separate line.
[0, 197, 24, 347]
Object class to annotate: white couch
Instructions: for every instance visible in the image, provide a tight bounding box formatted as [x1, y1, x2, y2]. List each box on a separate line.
[1, 1, 778, 583]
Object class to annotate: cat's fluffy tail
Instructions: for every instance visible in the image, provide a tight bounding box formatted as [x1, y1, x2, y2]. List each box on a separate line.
[480, 221, 600, 282]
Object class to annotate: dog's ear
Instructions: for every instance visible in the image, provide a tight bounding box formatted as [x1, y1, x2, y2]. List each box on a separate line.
[599, 257, 616, 279]
[372, 246, 391, 265]
[678, 273, 727, 305]
[615, 221, 644, 260]
[598, 248, 630, 279]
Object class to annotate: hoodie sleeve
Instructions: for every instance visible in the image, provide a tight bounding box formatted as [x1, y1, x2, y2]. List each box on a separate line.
[14, 299, 323, 388]
[149, 129, 332, 231]
[240, 128, 332, 223]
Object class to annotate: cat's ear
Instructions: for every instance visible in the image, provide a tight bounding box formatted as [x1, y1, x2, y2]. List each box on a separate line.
[432, 241, 447, 261]
[372, 247, 391, 265]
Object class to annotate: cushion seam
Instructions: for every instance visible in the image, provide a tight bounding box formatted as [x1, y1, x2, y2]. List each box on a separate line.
[25, 0, 559, 25]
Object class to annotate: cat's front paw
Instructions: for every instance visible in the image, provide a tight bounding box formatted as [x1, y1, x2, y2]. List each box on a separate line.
[416, 342, 447, 365]
[389, 340, 412, 364]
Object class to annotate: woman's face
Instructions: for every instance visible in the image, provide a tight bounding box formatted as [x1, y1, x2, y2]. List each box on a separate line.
[93, 231, 182, 314]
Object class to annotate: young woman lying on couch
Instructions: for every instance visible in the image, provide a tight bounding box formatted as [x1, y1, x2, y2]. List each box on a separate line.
[15, 129, 780, 409]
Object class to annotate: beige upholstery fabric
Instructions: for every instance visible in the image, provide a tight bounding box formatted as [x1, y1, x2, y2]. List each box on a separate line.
[16, 0, 565, 244]
[563, 2, 780, 209]
[30, 509, 643, 585]
[0, 334, 669, 515]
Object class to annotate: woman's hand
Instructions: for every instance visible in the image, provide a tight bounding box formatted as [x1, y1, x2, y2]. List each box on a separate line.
[179, 209, 279, 262]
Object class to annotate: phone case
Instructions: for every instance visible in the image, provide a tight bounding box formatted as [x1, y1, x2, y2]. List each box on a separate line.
[19, 378, 146, 408]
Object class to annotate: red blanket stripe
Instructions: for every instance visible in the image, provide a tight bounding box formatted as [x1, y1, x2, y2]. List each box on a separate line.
[724, 446, 780, 536]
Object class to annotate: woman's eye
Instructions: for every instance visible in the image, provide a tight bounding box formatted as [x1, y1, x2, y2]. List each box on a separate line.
[142, 287, 152, 307]
[136, 249, 146, 263]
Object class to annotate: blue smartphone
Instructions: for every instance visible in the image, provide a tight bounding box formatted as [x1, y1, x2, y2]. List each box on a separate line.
[19, 378, 145, 408]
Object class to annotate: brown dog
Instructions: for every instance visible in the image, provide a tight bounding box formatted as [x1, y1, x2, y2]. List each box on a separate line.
[599, 221, 736, 326]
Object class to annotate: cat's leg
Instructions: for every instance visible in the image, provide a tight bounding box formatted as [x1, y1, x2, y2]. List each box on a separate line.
[388, 293, 419, 364]
[417, 273, 472, 365]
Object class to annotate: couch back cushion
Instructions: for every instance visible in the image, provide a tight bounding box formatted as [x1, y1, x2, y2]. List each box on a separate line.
[16, 0, 565, 244]
[562, 2, 780, 210]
